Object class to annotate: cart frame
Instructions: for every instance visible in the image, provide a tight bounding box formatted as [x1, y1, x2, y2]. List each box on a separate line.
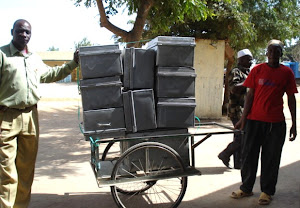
[84, 122, 240, 208]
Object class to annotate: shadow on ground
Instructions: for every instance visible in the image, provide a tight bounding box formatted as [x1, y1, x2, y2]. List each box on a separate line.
[31, 100, 299, 208]
[30, 160, 299, 208]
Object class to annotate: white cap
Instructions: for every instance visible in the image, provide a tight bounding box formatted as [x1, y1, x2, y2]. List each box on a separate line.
[237, 49, 253, 59]
[267, 39, 284, 50]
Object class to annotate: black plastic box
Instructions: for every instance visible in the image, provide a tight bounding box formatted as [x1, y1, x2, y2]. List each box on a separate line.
[147, 36, 195, 67]
[156, 98, 196, 128]
[123, 89, 157, 132]
[80, 76, 123, 111]
[82, 107, 126, 139]
[156, 66, 196, 98]
[123, 48, 155, 90]
[79, 45, 122, 79]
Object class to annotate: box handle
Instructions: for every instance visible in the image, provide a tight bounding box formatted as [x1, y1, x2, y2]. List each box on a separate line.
[97, 123, 111, 127]
[80, 81, 122, 88]
[79, 50, 121, 56]
[157, 72, 196, 77]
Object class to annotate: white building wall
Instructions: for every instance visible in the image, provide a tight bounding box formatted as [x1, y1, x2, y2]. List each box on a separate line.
[194, 39, 225, 119]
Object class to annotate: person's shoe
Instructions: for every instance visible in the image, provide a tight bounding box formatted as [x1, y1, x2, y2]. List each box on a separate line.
[231, 190, 254, 199]
[218, 152, 231, 169]
[258, 192, 272, 205]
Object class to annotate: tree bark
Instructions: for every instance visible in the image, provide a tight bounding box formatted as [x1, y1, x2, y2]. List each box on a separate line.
[95, 0, 154, 48]
[222, 40, 235, 115]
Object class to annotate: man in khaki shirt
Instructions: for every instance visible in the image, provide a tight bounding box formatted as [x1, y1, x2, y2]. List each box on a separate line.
[0, 19, 79, 208]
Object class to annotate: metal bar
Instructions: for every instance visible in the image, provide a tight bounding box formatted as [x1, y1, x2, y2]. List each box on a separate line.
[91, 131, 238, 144]
[96, 166, 201, 187]
[83, 122, 238, 143]
[191, 136, 195, 167]
[192, 133, 212, 149]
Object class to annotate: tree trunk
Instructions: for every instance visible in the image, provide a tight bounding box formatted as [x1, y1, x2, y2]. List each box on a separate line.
[222, 40, 235, 115]
[95, 0, 154, 48]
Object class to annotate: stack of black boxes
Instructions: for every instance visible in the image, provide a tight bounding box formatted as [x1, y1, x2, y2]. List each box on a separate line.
[122, 48, 157, 133]
[79, 45, 126, 138]
[79, 36, 196, 139]
[147, 36, 197, 129]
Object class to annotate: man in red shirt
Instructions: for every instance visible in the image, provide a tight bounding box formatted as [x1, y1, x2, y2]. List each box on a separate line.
[230, 40, 297, 205]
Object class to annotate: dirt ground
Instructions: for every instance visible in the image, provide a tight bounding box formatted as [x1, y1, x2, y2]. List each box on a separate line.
[28, 82, 300, 208]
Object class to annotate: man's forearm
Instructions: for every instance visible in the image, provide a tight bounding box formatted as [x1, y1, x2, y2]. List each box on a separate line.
[288, 94, 297, 126]
[241, 88, 254, 120]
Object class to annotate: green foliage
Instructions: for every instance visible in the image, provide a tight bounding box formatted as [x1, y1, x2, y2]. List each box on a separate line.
[145, 1, 253, 43]
[282, 39, 300, 62]
[74, 37, 93, 49]
[242, 0, 300, 49]
[48, 46, 59, 51]
[144, 0, 212, 35]
[152, 0, 299, 54]
[73, 0, 300, 54]
[73, 0, 215, 39]
[291, 40, 300, 62]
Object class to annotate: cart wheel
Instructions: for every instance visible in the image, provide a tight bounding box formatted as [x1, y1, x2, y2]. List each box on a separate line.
[111, 142, 187, 208]
[101, 141, 115, 161]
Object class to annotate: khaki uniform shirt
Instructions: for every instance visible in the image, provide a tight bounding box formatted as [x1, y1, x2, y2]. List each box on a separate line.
[0, 43, 78, 109]
[227, 66, 249, 120]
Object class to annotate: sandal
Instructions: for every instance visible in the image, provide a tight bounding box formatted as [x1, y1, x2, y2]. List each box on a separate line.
[231, 190, 254, 199]
[258, 192, 272, 205]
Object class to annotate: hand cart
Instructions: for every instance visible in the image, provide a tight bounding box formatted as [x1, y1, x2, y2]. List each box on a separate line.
[82, 122, 240, 208]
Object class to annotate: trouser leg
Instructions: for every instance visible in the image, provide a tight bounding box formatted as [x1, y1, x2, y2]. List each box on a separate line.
[0, 111, 21, 208]
[240, 120, 262, 193]
[0, 137, 18, 208]
[260, 121, 286, 196]
[14, 108, 39, 208]
[219, 118, 241, 165]
[232, 118, 242, 169]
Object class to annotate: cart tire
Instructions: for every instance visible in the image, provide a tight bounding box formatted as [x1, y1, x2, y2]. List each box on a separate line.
[103, 141, 157, 194]
[110, 142, 188, 208]
[101, 141, 115, 161]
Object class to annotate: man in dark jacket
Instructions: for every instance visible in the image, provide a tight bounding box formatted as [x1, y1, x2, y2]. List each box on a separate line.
[218, 49, 253, 169]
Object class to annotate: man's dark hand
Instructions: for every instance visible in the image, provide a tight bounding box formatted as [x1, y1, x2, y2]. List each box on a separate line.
[234, 118, 246, 130]
[289, 124, 297, 141]
[73, 49, 79, 64]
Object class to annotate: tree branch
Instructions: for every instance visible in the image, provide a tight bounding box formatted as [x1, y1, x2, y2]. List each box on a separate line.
[95, 0, 154, 47]
[95, 0, 128, 38]
[128, 0, 154, 41]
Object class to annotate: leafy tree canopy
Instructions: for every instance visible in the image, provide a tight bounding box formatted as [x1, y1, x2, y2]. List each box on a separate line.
[152, 0, 299, 56]
[74, 37, 93, 49]
[73, 0, 223, 46]
[73, 0, 299, 54]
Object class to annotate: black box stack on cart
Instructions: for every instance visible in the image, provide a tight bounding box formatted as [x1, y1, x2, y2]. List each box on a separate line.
[79, 37, 196, 167]
[79, 45, 126, 138]
[146, 36, 197, 129]
[122, 48, 157, 133]
[79, 37, 196, 152]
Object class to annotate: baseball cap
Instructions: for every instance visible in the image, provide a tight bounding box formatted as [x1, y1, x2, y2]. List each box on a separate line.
[237, 49, 253, 59]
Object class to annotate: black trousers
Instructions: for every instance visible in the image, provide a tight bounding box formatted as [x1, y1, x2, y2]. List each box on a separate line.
[220, 117, 242, 169]
[240, 120, 286, 196]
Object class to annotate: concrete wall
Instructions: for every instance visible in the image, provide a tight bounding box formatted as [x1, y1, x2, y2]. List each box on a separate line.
[194, 39, 225, 119]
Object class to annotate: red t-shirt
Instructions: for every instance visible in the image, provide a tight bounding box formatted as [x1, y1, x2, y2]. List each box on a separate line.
[243, 63, 298, 122]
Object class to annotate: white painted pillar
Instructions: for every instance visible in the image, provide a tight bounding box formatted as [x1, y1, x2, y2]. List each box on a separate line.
[194, 39, 225, 119]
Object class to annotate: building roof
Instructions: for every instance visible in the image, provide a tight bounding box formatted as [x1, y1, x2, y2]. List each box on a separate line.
[37, 51, 73, 61]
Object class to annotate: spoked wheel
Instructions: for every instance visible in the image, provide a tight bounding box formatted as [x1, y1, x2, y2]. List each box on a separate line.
[101, 141, 153, 194]
[111, 142, 188, 208]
